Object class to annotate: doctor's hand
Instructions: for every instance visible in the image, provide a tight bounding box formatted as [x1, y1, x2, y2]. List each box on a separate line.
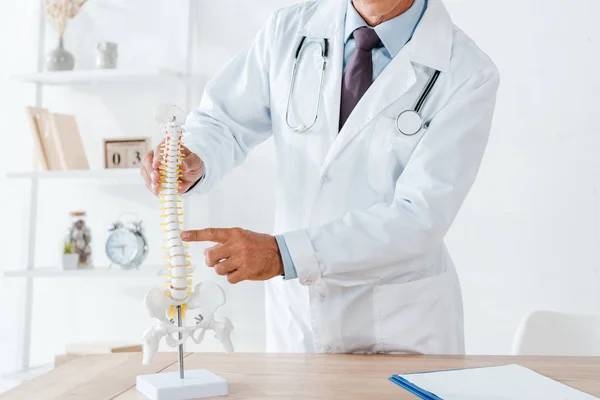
[181, 228, 284, 284]
[140, 141, 205, 196]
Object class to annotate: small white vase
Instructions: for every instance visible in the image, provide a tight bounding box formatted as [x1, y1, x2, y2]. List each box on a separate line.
[62, 253, 79, 270]
[45, 37, 75, 72]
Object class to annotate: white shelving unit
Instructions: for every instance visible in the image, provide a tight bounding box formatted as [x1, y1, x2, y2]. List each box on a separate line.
[7, 168, 142, 180]
[5, 0, 199, 375]
[3, 267, 163, 278]
[12, 68, 185, 86]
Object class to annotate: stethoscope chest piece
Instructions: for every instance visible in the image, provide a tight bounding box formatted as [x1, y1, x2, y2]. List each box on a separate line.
[396, 110, 423, 136]
[395, 69, 441, 137]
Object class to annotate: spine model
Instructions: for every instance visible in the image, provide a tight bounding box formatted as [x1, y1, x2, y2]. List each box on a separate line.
[141, 104, 233, 367]
[159, 127, 192, 309]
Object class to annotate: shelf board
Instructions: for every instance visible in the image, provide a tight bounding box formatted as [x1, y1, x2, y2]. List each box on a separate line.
[1, 363, 54, 382]
[12, 68, 186, 86]
[3, 267, 163, 278]
[7, 168, 143, 180]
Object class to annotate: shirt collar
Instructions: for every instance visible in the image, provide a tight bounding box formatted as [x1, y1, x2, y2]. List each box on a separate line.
[344, 0, 427, 58]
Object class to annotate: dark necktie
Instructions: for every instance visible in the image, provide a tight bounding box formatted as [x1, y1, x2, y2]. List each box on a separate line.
[339, 27, 382, 130]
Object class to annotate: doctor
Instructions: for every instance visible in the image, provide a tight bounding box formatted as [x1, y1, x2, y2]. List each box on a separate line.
[141, 0, 500, 354]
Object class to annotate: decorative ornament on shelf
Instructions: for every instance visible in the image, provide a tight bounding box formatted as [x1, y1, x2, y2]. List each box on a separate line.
[96, 42, 118, 69]
[43, 0, 89, 71]
[66, 210, 92, 268]
[136, 104, 233, 400]
[104, 138, 151, 169]
[61, 242, 79, 270]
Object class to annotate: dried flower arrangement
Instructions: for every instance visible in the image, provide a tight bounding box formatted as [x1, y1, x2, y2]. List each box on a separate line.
[43, 0, 90, 71]
[44, 0, 89, 38]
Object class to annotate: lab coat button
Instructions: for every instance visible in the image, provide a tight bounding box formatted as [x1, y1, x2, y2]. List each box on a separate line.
[324, 346, 332, 353]
[303, 277, 312, 285]
[320, 175, 330, 184]
[318, 292, 326, 301]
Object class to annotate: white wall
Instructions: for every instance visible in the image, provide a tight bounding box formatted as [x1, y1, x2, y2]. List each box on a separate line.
[0, 0, 599, 375]
[444, 0, 600, 354]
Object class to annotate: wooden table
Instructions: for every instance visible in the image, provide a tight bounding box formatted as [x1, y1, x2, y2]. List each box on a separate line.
[1, 353, 599, 399]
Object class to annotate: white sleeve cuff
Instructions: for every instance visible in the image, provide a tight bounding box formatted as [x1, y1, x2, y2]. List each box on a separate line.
[282, 229, 321, 286]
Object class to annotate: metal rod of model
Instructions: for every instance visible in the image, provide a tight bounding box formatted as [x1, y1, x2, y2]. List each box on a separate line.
[141, 104, 234, 369]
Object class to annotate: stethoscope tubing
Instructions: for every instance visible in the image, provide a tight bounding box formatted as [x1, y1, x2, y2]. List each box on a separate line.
[286, 35, 441, 137]
[285, 36, 329, 132]
[414, 70, 441, 114]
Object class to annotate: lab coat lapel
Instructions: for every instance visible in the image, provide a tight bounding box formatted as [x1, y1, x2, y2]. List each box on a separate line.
[320, 0, 453, 171]
[296, 0, 453, 171]
[321, 27, 345, 145]
[299, 0, 346, 145]
[323, 48, 417, 171]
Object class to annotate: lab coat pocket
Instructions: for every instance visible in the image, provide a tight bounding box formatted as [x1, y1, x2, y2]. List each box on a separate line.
[372, 269, 453, 354]
[367, 116, 428, 194]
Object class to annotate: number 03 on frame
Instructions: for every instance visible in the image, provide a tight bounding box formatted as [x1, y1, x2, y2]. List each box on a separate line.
[104, 138, 152, 169]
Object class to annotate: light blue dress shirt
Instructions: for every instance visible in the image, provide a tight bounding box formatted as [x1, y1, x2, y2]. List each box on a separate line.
[276, 0, 427, 280]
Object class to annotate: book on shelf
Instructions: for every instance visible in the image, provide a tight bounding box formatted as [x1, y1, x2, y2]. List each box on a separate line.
[50, 113, 89, 170]
[25, 107, 89, 171]
[25, 107, 50, 171]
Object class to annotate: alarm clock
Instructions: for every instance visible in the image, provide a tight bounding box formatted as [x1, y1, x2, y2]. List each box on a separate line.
[106, 216, 148, 270]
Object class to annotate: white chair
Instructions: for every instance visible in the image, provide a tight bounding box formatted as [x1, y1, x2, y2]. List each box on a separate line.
[512, 310, 600, 356]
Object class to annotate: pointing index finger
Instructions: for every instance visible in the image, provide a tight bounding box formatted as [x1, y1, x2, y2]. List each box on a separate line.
[181, 228, 232, 243]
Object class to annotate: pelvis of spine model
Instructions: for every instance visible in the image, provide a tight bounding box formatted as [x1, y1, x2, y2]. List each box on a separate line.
[142, 281, 234, 364]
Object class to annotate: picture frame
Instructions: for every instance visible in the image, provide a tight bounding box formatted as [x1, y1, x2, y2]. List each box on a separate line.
[104, 138, 151, 169]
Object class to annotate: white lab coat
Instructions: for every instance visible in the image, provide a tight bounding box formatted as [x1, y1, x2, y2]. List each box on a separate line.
[183, 0, 500, 354]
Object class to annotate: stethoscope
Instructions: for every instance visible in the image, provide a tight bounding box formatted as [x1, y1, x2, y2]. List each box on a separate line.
[285, 36, 441, 137]
[285, 37, 329, 133]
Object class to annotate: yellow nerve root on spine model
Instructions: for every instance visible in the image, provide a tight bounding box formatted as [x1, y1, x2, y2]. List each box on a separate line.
[141, 104, 234, 367]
